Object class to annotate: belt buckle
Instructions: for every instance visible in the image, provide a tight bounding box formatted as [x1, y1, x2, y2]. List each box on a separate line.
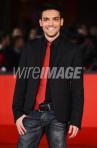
[38, 104, 44, 112]
[38, 103, 51, 112]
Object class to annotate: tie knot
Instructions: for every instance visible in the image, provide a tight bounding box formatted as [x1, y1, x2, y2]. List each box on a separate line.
[47, 42, 51, 47]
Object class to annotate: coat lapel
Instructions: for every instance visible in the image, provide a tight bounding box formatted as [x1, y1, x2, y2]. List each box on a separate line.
[35, 36, 47, 70]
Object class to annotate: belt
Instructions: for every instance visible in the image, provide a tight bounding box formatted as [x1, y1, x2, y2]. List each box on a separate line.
[38, 102, 54, 112]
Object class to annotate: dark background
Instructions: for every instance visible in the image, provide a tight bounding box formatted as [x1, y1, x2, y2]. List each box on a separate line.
[0, 0, 97, 32]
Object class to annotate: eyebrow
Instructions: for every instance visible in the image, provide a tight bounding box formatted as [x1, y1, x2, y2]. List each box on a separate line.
[42, 16, 61, 19]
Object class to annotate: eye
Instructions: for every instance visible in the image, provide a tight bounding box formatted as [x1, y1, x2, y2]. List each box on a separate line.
[53, 17, 60, 21]
[42, 18, 49, 21]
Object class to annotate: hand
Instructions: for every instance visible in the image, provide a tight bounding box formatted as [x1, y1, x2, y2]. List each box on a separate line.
[68, 125, 79, 139]
[16, 114, 27, 135]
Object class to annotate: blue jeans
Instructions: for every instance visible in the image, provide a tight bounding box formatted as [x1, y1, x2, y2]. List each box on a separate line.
[17, 110, 68, 148]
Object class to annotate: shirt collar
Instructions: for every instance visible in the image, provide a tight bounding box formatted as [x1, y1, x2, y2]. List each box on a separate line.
[41, 31, 63, 48]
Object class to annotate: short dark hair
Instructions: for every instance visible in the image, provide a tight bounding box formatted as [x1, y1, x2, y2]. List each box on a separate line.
[39, 2, 64, 18]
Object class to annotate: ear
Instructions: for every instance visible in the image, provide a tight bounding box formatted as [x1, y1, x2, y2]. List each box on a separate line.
[39, 19, 42, 27]
[61, 18, 64, 26]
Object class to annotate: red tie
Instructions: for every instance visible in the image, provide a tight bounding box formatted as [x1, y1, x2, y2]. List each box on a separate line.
[34, 42, 51, 109]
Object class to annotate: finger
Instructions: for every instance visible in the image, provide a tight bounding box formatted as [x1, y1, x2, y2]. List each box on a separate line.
[18, 126, 24, 135]
[17, 124, 25, 135]
[69, 127, 76, 138]
[21, 122, 27, 133]
[19, 129, 24, 135]
[16, 125, 21, 134]
[21, 125, 27, 133]
[19, 130, 24, 135]
[17, 126, 21, 135]
[20, 124, 26, 135]
[73, 128, 79, 137]
[19, 127, 25, 135]
[68, 125, 73, 134]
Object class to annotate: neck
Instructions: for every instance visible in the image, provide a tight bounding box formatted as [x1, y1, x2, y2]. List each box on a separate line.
[44, 32, 60, 42]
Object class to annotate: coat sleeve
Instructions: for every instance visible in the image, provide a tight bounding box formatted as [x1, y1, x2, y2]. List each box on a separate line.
[12, 43, 29, 122]
[70, 46, 84, 129]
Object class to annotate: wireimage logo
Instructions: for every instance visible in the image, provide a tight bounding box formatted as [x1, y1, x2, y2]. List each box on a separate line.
[13, 66, 83, 79]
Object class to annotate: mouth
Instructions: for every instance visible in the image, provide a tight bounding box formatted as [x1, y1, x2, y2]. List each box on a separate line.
[47, 27, 56, 32]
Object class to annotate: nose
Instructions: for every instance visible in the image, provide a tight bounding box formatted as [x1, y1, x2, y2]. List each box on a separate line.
[49, 20, 54, 26]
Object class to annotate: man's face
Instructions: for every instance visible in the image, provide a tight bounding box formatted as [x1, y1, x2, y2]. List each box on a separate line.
[39, 9, 63, 38]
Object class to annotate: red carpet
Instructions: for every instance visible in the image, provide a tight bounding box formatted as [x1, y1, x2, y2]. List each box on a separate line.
[0, 74, 97, 147]
[0, 125, 97, 146]
[0, 143, 97, 148]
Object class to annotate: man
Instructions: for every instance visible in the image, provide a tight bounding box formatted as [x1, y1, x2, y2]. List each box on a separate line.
[12, 2, 84, 148]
